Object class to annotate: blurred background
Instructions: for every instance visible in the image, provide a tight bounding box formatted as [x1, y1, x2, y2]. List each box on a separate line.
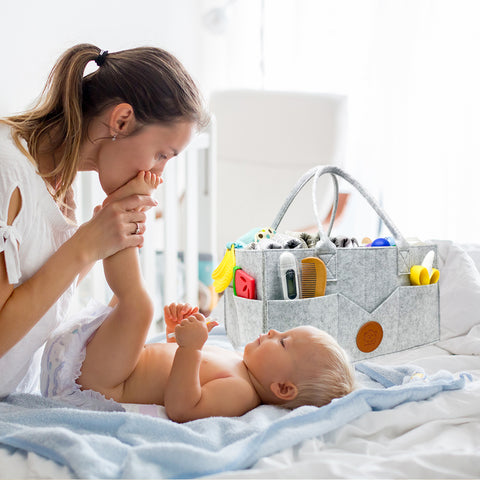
[2, 0, 480, 317]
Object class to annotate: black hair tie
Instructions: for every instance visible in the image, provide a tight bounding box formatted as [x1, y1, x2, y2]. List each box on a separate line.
[95, 50, 109, 67]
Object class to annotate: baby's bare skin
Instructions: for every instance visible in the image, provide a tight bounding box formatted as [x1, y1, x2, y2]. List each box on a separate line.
[120, 335, 256, 404]
[104, 170, 162, 208]
[87, 308, 260, 419]
[79, 172, 261, 421]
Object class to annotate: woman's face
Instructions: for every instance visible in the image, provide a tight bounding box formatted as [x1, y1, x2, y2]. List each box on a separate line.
[96, 120, 195, 195]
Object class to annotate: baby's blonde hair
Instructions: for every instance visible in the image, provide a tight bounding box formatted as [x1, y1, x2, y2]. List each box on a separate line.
[282, 330, 356, 409]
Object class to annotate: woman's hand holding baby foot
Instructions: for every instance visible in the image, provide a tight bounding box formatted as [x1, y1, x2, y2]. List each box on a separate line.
[101, 170, 162, 235]
[80, 171, 162, 260]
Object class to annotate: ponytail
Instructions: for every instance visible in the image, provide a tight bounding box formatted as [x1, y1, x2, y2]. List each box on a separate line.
[1, 44, 100, 203]
[1, 43, 208, 205]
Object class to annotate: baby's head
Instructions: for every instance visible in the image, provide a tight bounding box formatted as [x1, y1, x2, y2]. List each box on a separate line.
[243, 326, 355, 408]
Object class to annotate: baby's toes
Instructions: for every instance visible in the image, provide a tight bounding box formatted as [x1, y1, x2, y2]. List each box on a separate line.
[149, 173, 160, 188]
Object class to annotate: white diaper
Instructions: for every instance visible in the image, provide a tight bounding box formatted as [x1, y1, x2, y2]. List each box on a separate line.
[41, 300, 123, 411]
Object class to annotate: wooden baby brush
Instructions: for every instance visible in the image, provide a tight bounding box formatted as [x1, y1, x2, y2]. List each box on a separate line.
[301, 257, 327, 298]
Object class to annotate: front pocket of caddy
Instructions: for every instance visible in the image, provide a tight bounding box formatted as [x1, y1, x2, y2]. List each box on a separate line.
[338, 289, 400, 361]
[266, 294, 339, 338]
[226, 290, 264, 347]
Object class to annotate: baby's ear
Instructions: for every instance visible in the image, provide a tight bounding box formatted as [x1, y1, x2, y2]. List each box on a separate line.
[270, 381, 298, 401]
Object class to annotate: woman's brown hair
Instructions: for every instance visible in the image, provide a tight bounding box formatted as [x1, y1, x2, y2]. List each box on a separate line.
[1, 43, 209, 203]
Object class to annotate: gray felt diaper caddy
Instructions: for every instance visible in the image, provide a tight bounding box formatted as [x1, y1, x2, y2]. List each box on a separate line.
[223, 166, 440, 361]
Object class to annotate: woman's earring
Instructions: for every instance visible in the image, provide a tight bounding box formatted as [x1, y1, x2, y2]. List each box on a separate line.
[112, 134, 117, 142]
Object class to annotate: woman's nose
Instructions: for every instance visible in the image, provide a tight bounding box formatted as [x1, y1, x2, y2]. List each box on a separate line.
[150, 158, 169, 176]
[150, 165, 164, 176]
[267, 329, 278, 337]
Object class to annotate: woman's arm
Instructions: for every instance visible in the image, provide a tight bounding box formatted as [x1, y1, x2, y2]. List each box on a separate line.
[0, 191, 157, 357]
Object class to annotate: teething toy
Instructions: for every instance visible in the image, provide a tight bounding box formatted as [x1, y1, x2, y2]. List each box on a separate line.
[212, 245, 236, 293]
[233, 267, 256, 299]
[410, 250, 440, 285]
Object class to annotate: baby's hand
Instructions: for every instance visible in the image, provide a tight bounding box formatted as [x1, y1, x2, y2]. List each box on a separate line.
[164, 303, 199, 343]
[174, 313, 209, 350]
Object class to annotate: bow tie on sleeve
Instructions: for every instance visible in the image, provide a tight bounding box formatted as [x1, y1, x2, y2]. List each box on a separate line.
[0, 221, 23, 285]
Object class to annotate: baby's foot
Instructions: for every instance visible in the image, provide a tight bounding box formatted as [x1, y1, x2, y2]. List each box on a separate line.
[103, 171, 162, 207]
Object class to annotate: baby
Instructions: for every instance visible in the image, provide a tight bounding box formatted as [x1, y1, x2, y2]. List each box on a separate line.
[42, 172, 355, 422]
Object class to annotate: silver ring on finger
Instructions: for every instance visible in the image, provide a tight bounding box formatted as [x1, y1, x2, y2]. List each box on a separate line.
[133, 222, 141, 235]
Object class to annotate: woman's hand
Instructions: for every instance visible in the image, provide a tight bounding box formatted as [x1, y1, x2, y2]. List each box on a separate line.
[74, 193, 157, 263]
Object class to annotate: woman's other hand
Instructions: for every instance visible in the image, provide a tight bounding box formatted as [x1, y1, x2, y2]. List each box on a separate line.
[74, 193, 157, 263]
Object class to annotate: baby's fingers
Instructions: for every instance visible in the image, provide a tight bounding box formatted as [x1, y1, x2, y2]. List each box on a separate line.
[182, 304, 199, 318]
[174, 304, 198, 320]
[164, 303, 179, 326]
[188, 312, 206, 323]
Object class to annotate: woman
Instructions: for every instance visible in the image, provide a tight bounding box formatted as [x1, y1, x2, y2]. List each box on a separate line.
[0, 43, 208, 396]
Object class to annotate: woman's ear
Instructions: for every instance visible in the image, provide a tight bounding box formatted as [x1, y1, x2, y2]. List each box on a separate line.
[108, 103, 135, 138]
[270, 381, 298, 401]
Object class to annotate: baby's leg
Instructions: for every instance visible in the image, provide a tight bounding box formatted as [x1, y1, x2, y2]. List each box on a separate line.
[78, 173, 159, 393]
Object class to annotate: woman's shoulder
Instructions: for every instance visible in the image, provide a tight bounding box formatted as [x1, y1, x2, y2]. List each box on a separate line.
[0, 124, 37, 182]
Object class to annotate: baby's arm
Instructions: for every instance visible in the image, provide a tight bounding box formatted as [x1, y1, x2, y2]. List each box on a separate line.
[164, 314, 257, 422]
[164, 313, 207, 421]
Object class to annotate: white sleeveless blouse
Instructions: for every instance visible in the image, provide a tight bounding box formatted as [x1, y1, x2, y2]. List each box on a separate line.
[0, 125, 77, 396]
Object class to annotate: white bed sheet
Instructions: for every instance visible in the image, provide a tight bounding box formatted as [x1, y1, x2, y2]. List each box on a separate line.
[210, 344, 480, 479]
[1, 240, 480, 479]
[1, 342, 478, 479]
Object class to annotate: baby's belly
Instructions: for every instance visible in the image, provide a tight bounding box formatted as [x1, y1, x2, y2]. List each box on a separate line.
[119, 343, 176, 404]
[118, 344, 243, 405]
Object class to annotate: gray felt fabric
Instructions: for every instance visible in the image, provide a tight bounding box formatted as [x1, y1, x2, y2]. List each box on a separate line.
[223, 166, 440, 361]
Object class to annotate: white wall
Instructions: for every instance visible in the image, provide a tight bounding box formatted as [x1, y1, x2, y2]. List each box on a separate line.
[5, 1, 480, 246]
[198, 0, 480, 244]
[0, 0, 204, 115]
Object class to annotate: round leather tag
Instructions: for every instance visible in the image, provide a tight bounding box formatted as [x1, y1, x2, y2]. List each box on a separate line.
[356, 321, 383, 353]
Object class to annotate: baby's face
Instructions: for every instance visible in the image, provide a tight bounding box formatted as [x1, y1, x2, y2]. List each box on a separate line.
[243, 326, 323, 390]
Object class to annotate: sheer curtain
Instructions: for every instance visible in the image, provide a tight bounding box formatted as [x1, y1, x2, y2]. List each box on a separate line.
[201, 0, 480, 242]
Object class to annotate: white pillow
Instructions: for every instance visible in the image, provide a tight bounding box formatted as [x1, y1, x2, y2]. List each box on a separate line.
[436, 240, 480, 340]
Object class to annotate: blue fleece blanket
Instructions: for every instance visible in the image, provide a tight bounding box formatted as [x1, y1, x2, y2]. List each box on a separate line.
[0, 362, 470, 479]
